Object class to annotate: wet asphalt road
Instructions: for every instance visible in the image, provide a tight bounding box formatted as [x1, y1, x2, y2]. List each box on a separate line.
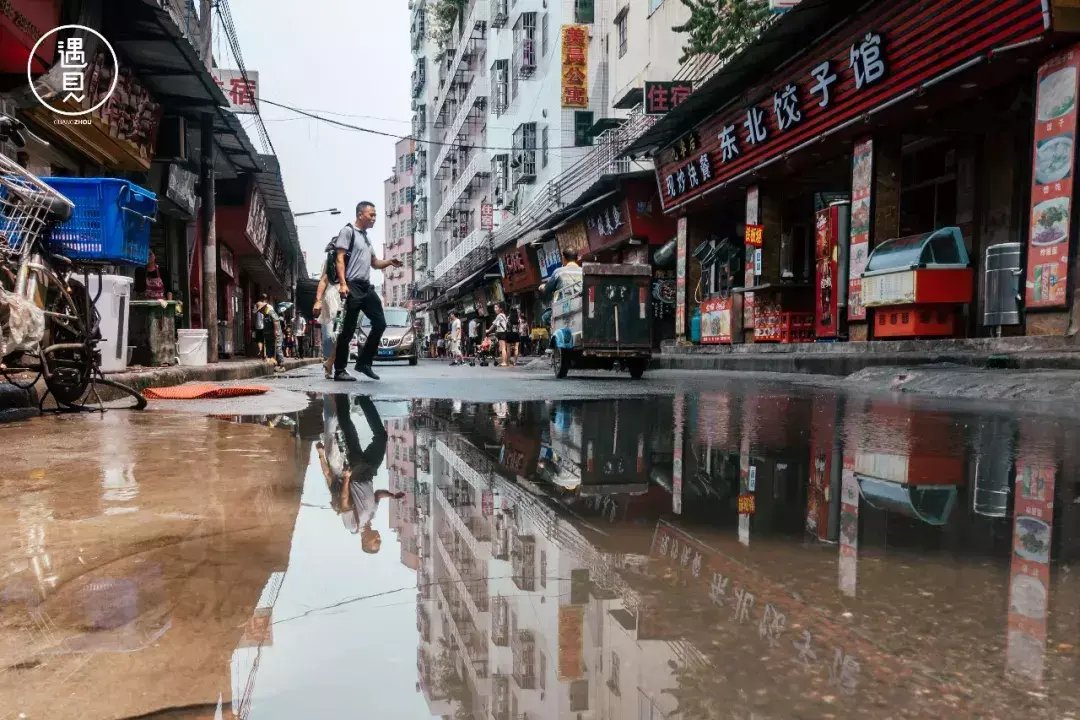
[4, 359, 1080, 718]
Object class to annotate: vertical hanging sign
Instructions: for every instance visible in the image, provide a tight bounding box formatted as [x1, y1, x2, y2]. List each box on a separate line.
[1027, 46, 1080, 308]
[675, 216, 687, 339]
[745, 186, 760, 328]
[849, 137, 873, 321]
[560, 25, 589, 109]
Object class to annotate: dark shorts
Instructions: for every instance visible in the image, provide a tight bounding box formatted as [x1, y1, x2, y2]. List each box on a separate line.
[506, 332, 520, 343]
[254, 328, 265, 343]
[496, 332, 507, 342]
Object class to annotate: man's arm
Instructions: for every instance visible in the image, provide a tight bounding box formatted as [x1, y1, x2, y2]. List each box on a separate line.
[371, 253, 402, 271]
[336, 250, 348, 295]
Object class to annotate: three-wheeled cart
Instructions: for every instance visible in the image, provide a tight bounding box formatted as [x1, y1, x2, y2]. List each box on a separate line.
[550, 263, 652, 379]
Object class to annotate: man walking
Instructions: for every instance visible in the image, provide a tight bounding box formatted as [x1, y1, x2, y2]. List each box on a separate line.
[333, 202, 402, 382]
[449, 311, 464, 366]
[468, 315, 479, 357]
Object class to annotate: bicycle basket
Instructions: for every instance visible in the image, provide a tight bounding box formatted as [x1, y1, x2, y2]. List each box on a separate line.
[42, 177, 157, 265]
[0, 153, 75, 259]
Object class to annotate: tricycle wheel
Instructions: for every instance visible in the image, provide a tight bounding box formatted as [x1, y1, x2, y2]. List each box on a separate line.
[553, 348, 571, 379]
[628, 359, 647, 380]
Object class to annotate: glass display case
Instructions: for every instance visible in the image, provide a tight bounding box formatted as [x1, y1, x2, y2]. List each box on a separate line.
[860, 227, 974, 338]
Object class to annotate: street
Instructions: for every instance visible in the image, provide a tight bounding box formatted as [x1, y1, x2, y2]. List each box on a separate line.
[2, 363, 1080, 719]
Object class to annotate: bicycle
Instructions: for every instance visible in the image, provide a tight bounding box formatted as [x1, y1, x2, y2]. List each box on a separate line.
[0, 114, 146, 412]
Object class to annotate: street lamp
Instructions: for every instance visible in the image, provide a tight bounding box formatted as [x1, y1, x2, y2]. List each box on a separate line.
[294, 208, 341, 217]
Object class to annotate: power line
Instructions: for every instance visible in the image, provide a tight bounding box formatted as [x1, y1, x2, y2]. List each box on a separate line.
[215, 0, 276, 156]
[259, 97, 613, 153]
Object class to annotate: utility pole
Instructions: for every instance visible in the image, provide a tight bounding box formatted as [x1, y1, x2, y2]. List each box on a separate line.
[201, 112, 218, 362]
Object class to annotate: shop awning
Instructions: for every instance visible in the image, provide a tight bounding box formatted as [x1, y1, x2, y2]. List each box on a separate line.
[429, 262, 498, 308]
[624, 0, 864, 157]
[254, 154, 301, 258]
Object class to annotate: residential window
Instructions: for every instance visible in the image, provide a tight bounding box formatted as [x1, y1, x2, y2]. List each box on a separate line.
[570, 680, 589, 712]
[493, 59, 509, 116]
[648, 0, 664, 13]
[492, 153, 510, 204]
[541, 126, 548, 169]
[610, 652, 620, 695]
[617, 10, 628, 58]
[393, 285, 399, 304]
[540, 550, 547, 587]
[512, 123, 537, 185]
[542, 13, 548, 58]
[539, 652, 546, 691]
[575, 0, 594, 24]
[574, 111, 594, 146]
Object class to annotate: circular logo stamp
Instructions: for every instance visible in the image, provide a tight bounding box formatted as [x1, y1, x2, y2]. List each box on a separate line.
[27, 25, 119, 118]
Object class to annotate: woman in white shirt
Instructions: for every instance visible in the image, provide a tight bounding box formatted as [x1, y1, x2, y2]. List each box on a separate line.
[312, 266, 343, 379]
[490, 303, 510, 367]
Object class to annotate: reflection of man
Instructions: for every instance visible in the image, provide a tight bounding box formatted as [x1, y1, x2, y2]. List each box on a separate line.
[317, 394, 402, 553]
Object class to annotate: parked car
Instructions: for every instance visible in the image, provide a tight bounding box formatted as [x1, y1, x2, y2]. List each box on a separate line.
[350, 306, 420, 365]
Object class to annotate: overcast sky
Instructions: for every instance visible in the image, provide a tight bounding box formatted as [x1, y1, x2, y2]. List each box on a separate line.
[226, 0, 413, 285]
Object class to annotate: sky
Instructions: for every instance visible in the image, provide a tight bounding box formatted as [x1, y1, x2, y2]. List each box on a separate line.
[223, 0, 414, 285]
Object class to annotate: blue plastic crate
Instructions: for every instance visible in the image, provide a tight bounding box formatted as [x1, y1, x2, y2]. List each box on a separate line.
[41, 177, 157, 265]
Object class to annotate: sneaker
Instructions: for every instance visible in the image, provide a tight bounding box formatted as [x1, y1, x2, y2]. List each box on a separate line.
[355, 364, 380, 380]
[333, 370, 357, 382]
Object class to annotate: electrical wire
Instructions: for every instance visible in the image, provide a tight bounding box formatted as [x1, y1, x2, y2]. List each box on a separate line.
[259, 97, 615, 153]
[215, 0, 276, 156]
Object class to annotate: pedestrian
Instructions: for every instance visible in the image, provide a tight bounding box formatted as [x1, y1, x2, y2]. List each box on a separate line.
[437, 335, 445, 358]
[490, 302, 510, 367]
[468, 316, 479, 357]
[317, 394, 403, 552]
[449, 311, 464, 365]
[294, 311, 307, 357]
[253, 293, 267, 358]
[260, 300, 285, 368]
[518, 314, 531, 356]
[313, 252, 344, 378]
[332, 201, 403, 382]
[506, 307, 522, 364]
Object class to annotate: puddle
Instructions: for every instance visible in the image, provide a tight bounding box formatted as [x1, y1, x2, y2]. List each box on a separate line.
[2, 390, 1079, 718]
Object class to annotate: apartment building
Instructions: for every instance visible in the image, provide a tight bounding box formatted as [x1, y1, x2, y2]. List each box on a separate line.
[410, 0, 436, 298]
[382, 137, 418, 309]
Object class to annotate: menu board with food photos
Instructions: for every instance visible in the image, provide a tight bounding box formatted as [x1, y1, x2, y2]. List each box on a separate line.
[1027, 46, 1080, 308]
[849, 138, 873, 320]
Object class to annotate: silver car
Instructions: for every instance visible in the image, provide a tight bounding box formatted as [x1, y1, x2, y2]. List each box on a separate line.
[350, 307, 420, 366]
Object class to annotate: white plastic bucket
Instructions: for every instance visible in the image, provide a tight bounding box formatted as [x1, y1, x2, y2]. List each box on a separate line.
[86, 275, 133, 373]
[177, 329, 208, 367]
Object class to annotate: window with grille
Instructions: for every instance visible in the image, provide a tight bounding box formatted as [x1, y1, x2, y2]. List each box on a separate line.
[540, 550, 547, 587]
[492, 154, 509, 204]
[617, 11, 628, 57]
[570, 680, 589, 711]
[406, 186, 416, 203]
[574, 111, 595, 146]
[514, 12, 537, 78]
[610, 652, 621, 694]
[541, 126, 548, 169]
[575, 0, 595, 23]
[512, 124, 537, 186]
[493, 60, 509, 116]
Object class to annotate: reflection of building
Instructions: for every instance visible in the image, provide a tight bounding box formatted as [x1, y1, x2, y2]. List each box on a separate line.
[388, 414, 421, 570]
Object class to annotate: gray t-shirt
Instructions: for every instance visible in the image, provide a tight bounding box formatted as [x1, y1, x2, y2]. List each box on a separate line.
[334, 224, 373, 283]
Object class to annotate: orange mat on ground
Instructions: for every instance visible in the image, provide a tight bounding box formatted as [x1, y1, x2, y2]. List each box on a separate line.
[142, 384, 269, 400]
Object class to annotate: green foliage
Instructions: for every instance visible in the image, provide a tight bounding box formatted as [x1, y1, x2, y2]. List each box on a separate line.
[429, 0, 468, 50]
[672, 0, 773, 65]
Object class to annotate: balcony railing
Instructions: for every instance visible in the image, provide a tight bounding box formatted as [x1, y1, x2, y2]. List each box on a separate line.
[490, 0, 508, 27]
[434, 76, 488, 173]
[432, 152, 490, 231]
[431, 0, 489, 128]
[433, 226, 489, 281]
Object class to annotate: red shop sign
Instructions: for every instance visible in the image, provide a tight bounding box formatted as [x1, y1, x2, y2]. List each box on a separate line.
[0, 0, 60, 74]
[499, 246, 540, 294]
[655, 0, 1047, 211]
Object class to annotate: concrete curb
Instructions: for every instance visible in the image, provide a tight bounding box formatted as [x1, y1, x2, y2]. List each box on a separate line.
[0, 358, 321, 421]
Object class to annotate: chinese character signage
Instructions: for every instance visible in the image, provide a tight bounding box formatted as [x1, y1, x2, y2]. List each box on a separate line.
[0, 0, 61, 73]
[556, 219, 590, 258]
[561, 25, 589, 109]
[538, 239, 562, 279]
[498, 246, 540, 294]
[165, 164, 198, 217]
[745, 186, 760, 327]
[644, 81, 693, 115]
[700, 297, 732, 344]
[480, 202, 494, 231]
[1026, 45, 1079, 308]
[848, 137, 873, 321]
[246, 186, 269, 253]
[585, 197, 631, 253]
[212, 68, 259, 114]
[219, 243, 235, 277]
[654, 0, 1047, 212]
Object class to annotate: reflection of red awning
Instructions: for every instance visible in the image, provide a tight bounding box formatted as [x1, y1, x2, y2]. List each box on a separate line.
[0, 0, 61, 74]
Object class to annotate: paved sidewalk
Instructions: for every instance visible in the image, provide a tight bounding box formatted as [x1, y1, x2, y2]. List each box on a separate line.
[0, 357, 320, 421]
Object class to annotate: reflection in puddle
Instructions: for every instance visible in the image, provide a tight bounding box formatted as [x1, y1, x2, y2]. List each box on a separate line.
[2, 391, 1080, 718]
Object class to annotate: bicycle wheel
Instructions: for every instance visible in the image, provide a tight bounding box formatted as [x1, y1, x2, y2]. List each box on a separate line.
[42, 276, 96, 407]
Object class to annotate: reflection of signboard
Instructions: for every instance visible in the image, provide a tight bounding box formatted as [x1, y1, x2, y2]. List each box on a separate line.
[1026, 45, 1079, 308]
[238, 607, 274, 648]
[1006, 455, 1056, 684]
[482, 491, 494, 517]
[645, 81, 693, 115]
[675, 219, 687, 338]
[737, 494, 756, 514]
[849, 137, 873, 320]
[700, 296, 731, 344]
[211, 68, 260, 114]
[557, 605, 584, 680]
[481, 202, 494, 231]
[839, 459, 859, 597]
[560, 25, 589, 109]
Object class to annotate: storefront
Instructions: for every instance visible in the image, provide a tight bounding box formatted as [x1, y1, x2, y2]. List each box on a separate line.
[498, 244, 542, 332]
[147, 163, 198, 325]
[643, 0, 1080, 344]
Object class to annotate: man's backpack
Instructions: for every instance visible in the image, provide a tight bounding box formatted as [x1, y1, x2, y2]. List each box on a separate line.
[325, 225, 357, 284]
